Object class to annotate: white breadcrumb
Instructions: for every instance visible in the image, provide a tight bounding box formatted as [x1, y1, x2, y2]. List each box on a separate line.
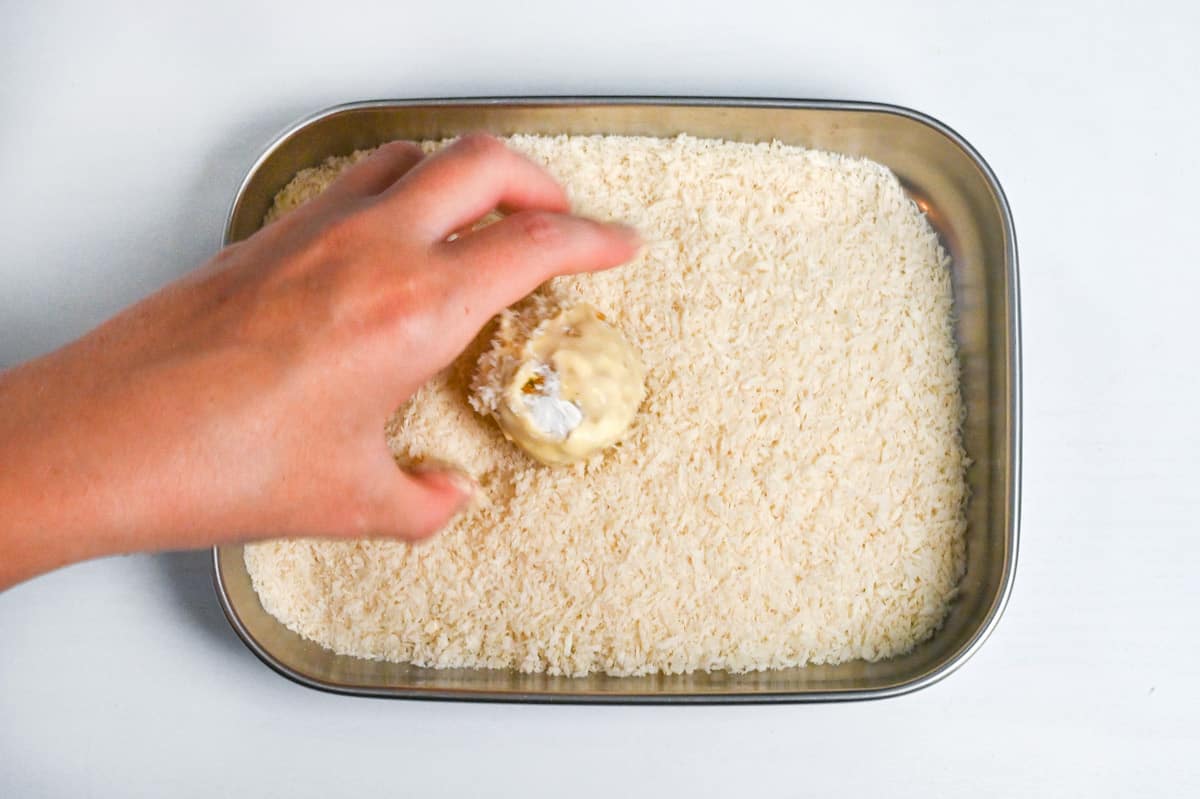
[245, 134, 968, 677]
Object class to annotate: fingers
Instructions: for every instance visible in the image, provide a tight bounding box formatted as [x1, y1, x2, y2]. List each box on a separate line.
[317, 141, 426, 206]
[363, 465, 476, 541]
[384, 133, 570, 239]
[438, 210, 642, 316]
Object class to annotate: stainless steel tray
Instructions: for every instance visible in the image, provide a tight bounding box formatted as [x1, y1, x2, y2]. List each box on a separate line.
[213, 97, 1021, 702]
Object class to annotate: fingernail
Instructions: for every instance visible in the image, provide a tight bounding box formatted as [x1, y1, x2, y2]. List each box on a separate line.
[411, 461, 476, 498]
[445, 469, 477, 501]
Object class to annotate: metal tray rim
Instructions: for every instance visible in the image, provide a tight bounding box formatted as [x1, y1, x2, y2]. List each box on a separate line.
[212, 95, 1021, 703]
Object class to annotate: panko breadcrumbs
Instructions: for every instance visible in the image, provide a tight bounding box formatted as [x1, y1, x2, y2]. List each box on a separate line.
[245, 133, 968, 677]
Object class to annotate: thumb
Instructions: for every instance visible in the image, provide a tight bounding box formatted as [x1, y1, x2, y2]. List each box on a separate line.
[379, 467, 476, 540]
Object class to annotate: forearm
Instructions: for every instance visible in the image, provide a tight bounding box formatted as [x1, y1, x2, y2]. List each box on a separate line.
[0, 353, 129, 587]
[0, 340, 202, 587]
[0, 336, 266, 588]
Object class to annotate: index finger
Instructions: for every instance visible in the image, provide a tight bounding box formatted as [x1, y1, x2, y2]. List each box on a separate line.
[438, 211, 642, 323]
[382, 133, 570, 239]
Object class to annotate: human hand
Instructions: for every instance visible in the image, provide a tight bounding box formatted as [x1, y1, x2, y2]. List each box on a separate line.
[0, 134, 640, 588]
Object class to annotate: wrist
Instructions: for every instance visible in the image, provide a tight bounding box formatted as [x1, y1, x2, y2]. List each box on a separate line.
[0, 349, 161, 587]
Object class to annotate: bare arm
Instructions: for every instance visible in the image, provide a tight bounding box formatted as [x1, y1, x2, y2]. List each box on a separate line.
[0, 134, 640, 589]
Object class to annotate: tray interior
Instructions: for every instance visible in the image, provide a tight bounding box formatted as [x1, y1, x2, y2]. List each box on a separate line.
[215, 99, 1019, 701]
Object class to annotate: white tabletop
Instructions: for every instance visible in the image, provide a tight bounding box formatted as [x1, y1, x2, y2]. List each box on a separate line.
[2, 1, 1198, 795]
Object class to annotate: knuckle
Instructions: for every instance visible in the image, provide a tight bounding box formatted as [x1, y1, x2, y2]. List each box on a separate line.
[513, 211, 564, 246]
[376, 274, 425, 323]
[457, 131, 504, 159]
[376, 139, 422, 161]
[347, 265, 444, 345]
